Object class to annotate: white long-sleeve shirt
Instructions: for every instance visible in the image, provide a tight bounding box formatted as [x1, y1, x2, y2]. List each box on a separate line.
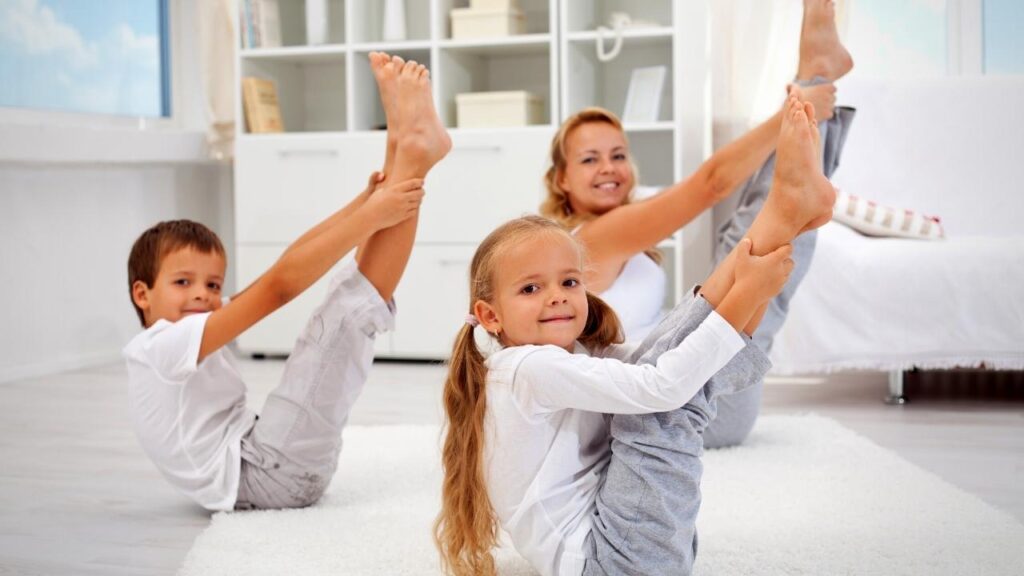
[483, 309, 744, 576]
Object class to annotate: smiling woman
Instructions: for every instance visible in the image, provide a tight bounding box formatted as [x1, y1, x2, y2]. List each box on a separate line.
[0, 0, 169, 118]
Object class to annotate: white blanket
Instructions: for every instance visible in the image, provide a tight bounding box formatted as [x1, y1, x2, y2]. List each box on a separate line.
[772, 222, 1024, 374]
[180, 417, 1024, 575]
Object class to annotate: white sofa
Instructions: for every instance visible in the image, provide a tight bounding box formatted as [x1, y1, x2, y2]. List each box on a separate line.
[771, 76, 1024, 401]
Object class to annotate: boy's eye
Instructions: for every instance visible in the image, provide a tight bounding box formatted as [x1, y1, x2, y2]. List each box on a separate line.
[521, 284, 540, 295]
[174, 279, 189, 286]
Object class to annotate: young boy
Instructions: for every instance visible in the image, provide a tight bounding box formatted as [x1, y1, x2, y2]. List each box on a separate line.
[123, 54, 451, 511]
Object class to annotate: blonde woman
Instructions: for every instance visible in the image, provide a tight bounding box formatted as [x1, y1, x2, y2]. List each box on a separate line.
[541, 0, 855, 448]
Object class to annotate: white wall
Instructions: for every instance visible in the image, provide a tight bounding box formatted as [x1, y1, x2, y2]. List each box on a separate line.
[0, 0, 235, 383]
[0, 163, 233, 383]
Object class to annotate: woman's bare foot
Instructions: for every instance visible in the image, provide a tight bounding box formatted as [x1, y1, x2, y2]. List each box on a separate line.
[392, 59, 451, 176]
[768, 94, 836, 234]
[797, 0, 853, 82]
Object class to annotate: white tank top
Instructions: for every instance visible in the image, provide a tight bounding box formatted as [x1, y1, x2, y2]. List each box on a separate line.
[598, 252, 667, 343]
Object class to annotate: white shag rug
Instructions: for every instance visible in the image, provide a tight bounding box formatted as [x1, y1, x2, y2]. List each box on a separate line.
[180, 415, 1024, 575]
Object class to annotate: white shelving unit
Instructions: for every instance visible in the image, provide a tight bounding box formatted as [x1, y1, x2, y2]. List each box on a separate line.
[235, 0, 711, 359]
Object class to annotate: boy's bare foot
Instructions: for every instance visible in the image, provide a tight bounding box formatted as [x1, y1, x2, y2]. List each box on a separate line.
[768, 94, 836, 235]
[369, 52, 400, 123]
[797, 0, 853, 82]
[370, 52, 403, 174]
[392, 59, 451, 176]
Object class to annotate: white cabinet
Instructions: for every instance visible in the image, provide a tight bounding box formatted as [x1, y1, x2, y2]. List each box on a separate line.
[390, 245, 476, 358]
[234, 0, 711, 359]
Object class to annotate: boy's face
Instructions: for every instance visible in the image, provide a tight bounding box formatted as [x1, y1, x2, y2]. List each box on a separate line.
[132, 247, 226, 327]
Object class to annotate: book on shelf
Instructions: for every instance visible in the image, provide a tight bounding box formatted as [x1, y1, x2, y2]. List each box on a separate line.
[239, 0, 281, 49]
[242, 77, 284, 133]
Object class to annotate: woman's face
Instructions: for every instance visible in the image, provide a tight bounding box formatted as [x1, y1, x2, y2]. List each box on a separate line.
[558, 122, 635, 217]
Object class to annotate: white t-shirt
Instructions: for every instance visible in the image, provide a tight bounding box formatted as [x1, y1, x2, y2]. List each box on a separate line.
[123, 313, 257, 511]
[483, 309, 743, 576]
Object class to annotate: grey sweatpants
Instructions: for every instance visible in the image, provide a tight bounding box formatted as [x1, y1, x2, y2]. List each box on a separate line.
[703, 83, 856, 449]
[583, 292, 772, 575]
[583, 83, 856, 574]
[234, 260, 394, 510]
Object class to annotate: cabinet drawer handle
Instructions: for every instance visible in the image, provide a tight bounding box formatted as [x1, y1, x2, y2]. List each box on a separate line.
[453, 145, 502, 153]
[277, 149, 339, 159]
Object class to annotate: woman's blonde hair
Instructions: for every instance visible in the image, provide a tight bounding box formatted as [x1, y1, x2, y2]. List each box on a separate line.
[541, 107, 660, 263]
[434, 215, 622, 576]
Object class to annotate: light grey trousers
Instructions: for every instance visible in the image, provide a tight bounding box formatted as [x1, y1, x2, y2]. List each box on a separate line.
[584, 293, 772, 575]
[234, 261, 394, 510]
[704, 87, 856, 449]
[584, 82, 856, 574]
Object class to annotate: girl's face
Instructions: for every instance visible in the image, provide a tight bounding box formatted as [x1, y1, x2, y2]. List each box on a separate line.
[474, 233, 589, 352]
[558, 122, 635, 216]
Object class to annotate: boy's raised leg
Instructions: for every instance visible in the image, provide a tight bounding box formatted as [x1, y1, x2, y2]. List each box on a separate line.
[358, 55, 452, 301]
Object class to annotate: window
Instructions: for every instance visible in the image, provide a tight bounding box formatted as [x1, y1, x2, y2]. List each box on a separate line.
[845, 0, 948, 79]
[0, 0, 170, 118]
[983, 0, 1024, 74]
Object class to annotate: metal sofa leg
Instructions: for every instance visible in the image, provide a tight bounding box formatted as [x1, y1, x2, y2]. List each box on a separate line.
[886, 370, 907, 405]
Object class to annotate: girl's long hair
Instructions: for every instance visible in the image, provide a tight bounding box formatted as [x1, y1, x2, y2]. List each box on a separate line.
[541, 107, 660, 263]
[434, 216, 622, 576]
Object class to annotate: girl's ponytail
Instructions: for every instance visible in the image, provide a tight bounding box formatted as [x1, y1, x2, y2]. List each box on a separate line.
[579, 292, 624, 351]
[434, 323, 497, 576]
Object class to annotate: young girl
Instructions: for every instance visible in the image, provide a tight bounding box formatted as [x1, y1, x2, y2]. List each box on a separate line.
[435, 92, 835, 575]
[433, 215, 789, 575]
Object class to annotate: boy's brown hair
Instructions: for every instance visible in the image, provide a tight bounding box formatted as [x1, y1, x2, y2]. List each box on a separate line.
[128, 220, 226, 327]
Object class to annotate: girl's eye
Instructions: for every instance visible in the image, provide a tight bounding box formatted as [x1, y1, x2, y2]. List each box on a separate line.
[521, 284, 540, 295]
[208, 283, 222, 291]
[563, 278, 580, 288]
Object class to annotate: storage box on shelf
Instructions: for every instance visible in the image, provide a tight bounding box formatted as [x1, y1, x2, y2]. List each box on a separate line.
[451, 7, 526, 39]
[456, 90, 544, 128]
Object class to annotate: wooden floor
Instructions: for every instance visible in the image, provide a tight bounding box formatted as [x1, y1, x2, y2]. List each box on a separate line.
[1, 359, 1022, 575]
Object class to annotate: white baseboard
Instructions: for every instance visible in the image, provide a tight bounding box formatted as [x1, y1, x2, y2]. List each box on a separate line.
[0, 351, 123, 385]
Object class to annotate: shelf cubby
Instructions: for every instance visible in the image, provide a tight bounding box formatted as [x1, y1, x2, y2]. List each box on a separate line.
[348, 0, 431, 44]
[437, 42, 553, 128]
[563, 35, 674, 124]
[242, 55, 347, 133]
[626, 129, 675, 189]
[437, 0, 552, 38]
[564, 0, 673, 33]
[270, 0, 346, 46]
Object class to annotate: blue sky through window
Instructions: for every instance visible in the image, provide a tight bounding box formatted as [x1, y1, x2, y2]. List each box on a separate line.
[845, 0, 948, 79]
[983, 0, 1024, 74]
[0, 0, 166, 117]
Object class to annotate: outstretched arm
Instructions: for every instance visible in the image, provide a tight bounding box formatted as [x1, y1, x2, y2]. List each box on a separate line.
[198, 177, 424, 362]
[578, 84, 834, 292]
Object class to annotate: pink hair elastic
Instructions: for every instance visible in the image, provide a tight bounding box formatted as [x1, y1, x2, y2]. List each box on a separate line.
[465, 314, 480, 327]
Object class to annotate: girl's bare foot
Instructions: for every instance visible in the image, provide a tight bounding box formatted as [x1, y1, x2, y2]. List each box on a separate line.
[393, 59, 451, 175]
[797, 0, 853, 82]
[767, 94, 836, 234]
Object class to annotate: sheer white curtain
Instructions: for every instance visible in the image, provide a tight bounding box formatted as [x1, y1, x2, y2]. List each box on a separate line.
[196, 0, 237, 160]
[712, 0, 851, 134]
